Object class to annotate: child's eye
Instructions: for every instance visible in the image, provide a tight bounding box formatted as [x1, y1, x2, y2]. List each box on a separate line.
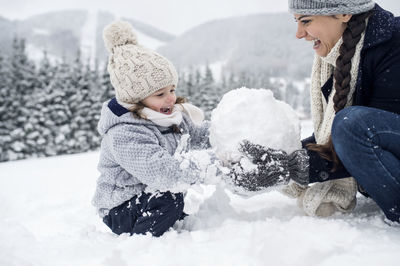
[157, 93, 164, 97]
[170, 89, 175, 93]
[301, 20, 311, 25]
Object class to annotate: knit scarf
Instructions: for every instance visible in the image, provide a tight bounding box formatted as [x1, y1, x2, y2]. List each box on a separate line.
[310, 33, 365, 144]
[141, 103, 204, 128]
[282, 28, 367, 217]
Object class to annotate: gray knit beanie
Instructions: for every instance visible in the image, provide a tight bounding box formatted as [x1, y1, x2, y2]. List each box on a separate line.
[288, 0, 375, 15]
[103, 21, 178, 105]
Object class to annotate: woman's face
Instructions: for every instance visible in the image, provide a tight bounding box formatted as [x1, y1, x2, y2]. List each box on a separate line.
[294, 14, 352, 57]
[142, 85, 177, 115]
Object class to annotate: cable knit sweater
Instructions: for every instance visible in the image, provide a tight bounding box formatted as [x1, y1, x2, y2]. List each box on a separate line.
[92, 98, 211, 217]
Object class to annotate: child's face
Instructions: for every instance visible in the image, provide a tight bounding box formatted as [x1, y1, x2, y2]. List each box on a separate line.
[142, 85, 177, 115]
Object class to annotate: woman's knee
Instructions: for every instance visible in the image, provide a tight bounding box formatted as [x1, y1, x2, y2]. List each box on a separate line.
[332, 106, 372, 142]
[331, 106, 374, 158]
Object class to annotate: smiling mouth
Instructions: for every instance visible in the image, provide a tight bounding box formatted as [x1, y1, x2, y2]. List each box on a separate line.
[313, 39, 321, 49]
[160, 107, 173, 115]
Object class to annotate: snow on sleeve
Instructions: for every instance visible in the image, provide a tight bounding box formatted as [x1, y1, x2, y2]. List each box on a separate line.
[210, 87, 301, 163]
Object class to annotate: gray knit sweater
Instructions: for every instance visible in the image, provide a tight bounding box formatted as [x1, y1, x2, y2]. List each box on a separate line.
[92, 99, 211, 217]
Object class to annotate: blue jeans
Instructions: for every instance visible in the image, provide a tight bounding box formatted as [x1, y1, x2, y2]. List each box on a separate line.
[103, 191, 185, 237]
[331, 106, 400, 222]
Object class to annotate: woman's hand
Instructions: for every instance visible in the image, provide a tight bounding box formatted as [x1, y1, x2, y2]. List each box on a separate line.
[230, 140, 310, 191]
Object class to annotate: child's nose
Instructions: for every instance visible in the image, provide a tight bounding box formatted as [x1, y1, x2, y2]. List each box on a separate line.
[167, 94, 175, 103]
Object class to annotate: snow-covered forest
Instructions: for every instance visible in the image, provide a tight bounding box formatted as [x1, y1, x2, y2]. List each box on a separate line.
[0, 37, 310, 162]
[0, 38, 111, 162]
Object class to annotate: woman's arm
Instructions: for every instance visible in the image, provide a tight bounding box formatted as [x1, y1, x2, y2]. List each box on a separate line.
[360, 30, 400, 114]
[302, 135, 352, 183]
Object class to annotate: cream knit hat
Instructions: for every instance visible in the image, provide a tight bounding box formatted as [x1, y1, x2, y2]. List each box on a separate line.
[103, 21, 178, 105]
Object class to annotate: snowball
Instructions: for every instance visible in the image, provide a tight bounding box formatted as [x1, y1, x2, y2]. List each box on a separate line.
[210, 87, 301, 163]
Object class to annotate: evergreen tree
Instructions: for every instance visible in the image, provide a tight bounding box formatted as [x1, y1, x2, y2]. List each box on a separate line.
[227, 71, 237, 90]
[184, 70, 194, 99]
[195, 69, 201, 86]
[98, 61, 114, 103]
[56, 51, 85, 154]
[204, 64, 214, 85]
[176, 70, 186, 97]
[85, 59, 103, 150]
[300, 81, 311, 118]
[237, 71, 250, 88]
[191, 65, 221, 119]
[285, 81, 300, 110]
[68, 50, 93, 153]
[24, 51, 57, 157]
[7, 38, 37, 160]
[0, 51, 12, 161]
[220, 71, 228, 92]
[49, 58, 76, 155]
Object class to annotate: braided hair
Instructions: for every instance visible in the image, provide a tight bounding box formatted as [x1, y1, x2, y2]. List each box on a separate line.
[307, 10, 374, 170]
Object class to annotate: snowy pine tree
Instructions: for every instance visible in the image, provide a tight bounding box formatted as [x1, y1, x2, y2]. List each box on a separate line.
[23, 51, 57, 157]
[67, 51, 93, 153]
[7, 38, 37, 160]
[85, 60, 104, 150]
[190, 66, 223, 119]
[0, 50, 12, 161]
[98, 61, 114, 103]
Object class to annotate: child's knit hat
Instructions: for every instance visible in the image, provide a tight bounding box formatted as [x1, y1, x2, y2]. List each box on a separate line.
[288, 0, 375, 15]
[103, 21, 178, 105]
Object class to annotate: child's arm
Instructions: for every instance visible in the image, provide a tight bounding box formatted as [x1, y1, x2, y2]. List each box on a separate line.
[108, 124, 202, 192]
[184, 115, 211, 149]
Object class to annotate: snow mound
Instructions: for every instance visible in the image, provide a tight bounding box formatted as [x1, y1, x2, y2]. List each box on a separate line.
[210, 87, 301, 163]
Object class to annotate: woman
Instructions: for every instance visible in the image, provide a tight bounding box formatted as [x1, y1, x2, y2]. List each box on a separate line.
[231, 0, 400, 222]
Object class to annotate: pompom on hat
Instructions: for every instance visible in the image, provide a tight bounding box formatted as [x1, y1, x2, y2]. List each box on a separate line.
[103, 21, 138, 53]
[103, 21, 178, 105]
[288, 0, 375, 15]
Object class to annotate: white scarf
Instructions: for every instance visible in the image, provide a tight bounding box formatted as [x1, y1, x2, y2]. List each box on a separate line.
[283, 26, 368, 217]
[141, 103, 204, 128]
[310, 31, 366, 144]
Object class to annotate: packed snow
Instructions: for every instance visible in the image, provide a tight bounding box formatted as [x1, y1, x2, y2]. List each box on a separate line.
[1, 89, 400, 266]
[210, 88, 301, 163]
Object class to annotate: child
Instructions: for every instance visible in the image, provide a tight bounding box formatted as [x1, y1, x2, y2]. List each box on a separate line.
[92, 21, 212, 237]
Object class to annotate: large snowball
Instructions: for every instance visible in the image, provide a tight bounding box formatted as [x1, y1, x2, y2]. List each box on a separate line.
[210, 88, 301, 163]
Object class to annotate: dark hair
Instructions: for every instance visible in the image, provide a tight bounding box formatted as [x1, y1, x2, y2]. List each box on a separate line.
[129, 96, 188, 119]
[307, 10, 374, 170]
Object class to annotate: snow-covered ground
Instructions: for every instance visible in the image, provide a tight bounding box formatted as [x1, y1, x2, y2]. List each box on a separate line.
[1, 120, 400, 266]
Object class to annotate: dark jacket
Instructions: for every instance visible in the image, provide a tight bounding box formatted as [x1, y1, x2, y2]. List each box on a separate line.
[305, 4, 400, 183]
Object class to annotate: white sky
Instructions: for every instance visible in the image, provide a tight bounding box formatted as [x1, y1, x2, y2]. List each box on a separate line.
[0, 0, 397, 35]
